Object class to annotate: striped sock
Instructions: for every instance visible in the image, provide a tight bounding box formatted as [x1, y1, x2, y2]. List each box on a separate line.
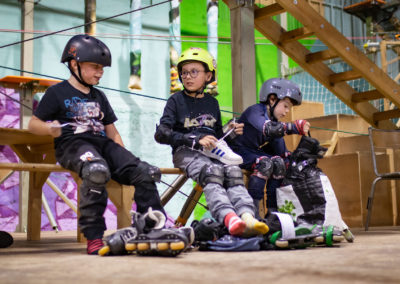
[87, 238, 104, 255]
[224, 212, 246, 236]
[241, 212, 269, 235]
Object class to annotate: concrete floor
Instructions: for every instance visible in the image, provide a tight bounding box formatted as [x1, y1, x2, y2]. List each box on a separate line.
[0, 227, 399, 284]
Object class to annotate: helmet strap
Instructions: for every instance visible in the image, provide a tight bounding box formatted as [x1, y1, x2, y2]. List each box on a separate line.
[67, 62, 93, 88]
[183, 84, 206, 98]
[267, 98, 279, 121]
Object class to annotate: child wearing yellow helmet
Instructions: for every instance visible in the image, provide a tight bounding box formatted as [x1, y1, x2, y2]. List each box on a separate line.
[155, 47, 269, 237]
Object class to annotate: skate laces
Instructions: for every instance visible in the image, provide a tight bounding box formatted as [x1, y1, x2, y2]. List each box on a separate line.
[145, 207, 166, 230]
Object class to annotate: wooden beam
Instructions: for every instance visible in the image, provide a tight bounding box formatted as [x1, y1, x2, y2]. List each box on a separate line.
[254, 3, 285, 20]
[352, 90, 384, 103]
[84, 0, 96, 35]
[306, 49, 338, 63]
[254, 11, 394, 128]
[224, 0, 257, 114]
[329, 70, 362, 85]
[373, 109, 400, 122]
[274, 0, 400, 110]
[279, 27, 314, 43]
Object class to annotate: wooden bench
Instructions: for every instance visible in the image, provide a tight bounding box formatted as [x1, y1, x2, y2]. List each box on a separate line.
[0, 160, 190, 241]
[0, 127, 195, 241]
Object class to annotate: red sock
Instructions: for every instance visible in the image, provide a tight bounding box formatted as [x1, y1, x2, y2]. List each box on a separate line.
[224, 212, 246, 236]
[87, 238, 103, 255]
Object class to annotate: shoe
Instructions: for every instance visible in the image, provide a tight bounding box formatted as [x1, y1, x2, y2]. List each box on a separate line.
[87, 238, 104, 255]
[202, 140, 243, 165]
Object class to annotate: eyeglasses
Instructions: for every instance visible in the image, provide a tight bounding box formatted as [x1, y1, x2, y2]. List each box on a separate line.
[180, 69, 206, 79]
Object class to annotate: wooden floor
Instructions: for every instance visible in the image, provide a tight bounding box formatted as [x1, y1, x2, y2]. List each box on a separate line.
[1, 227, 399, 284]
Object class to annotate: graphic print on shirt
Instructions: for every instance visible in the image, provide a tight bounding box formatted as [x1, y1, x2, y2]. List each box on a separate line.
[184, 114, 217, 132]
[65, 97, 105, 135]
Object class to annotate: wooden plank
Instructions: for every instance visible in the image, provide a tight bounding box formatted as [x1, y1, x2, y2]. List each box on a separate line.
[329, 70, 362, 85]
[280, 27, 314, 43]
[352, 90, 384, 103]
[373, 109, 400, 122]
[275, 0, 400, 110]
[306, 49, 338, 63]
[254, 3, 285, 19]
[254, 12, 394, 128]
[0, 163, 67, 172]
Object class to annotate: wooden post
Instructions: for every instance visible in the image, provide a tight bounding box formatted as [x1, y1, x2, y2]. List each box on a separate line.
[224, 0, 257, 115]
[380, 40, 390, 111]
[85, 0, 96, 35]
[18, 0, 35, 233]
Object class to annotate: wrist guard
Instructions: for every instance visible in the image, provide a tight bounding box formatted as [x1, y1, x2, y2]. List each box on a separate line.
[263, 120, 285, 139]
[182, 133, 203, 150]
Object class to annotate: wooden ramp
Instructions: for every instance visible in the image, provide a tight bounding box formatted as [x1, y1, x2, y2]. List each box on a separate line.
[243, 0, 400, 129]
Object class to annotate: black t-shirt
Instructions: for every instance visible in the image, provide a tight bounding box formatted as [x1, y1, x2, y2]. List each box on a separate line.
[34, 80, 117, 148]
[159, 91, 223, 151]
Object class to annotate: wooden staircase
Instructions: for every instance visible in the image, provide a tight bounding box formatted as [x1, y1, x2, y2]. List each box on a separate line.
[247, 0, 400, 129]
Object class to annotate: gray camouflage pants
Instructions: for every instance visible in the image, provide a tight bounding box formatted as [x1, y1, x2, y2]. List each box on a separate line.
[173, 146, 255, 224]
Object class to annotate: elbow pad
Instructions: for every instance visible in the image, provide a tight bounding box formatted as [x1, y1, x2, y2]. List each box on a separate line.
[263, 120, 285, 139]
[154, 124, 172, 145]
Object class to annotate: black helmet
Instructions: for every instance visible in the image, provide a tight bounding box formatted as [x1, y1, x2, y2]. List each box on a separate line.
[61, 34, 111, 67]
[259, 78, 302, 106]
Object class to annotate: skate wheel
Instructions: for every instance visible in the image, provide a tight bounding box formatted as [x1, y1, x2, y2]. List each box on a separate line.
[125, 243, 137, 251]
[170, 241, 185, 251]
[314, 236, 324, 243]
[333, 235, 344, 243]
[137, 243, 150, 251]
[157, 243, 169, 251]
[275, 240, 288, 248]
[98, 246, 110, 256]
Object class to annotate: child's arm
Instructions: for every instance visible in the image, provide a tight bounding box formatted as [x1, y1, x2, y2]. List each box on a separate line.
[28, 115, 62, 138]
[105, 123, 125, 147]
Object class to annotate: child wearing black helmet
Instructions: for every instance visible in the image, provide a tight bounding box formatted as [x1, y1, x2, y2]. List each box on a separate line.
[28, 34, 166, 255]
[232, 78, 310, 216]
[155, 47, 269, 237]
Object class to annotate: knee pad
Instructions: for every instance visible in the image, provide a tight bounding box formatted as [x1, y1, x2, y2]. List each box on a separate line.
[254, 156, 273, 179]
[81, 157, 110, 185]
[224, 165, 245, 188]
[271, 156, 286, 179]
[135, 161, 161, 184]
[198, 164, 224, 187]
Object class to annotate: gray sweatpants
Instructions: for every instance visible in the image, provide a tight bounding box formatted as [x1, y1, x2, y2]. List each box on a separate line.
[173, 146, 255, 224]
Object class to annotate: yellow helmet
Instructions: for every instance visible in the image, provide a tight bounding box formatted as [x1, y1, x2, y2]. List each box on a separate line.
[177, 47, 216, 84]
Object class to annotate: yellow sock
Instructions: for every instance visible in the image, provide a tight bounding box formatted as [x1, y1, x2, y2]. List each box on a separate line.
[241, 212, 269, 235]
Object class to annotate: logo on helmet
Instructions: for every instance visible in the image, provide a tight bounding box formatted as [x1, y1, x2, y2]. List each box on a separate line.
[68, 46, 77, 58]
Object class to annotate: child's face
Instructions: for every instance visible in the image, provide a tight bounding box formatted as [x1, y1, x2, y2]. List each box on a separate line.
[181, 62, 212, 93]
[73, 61, 104, 85]
[271, 97, 293, 120]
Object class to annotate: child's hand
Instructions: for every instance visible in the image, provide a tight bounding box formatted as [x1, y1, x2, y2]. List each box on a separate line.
[47, 120, 62, 138]
[294, 120, 310, 135]
[302, 120, 310, 135]
[199, 135, 218, 150]
[233, 122, 244, 135]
